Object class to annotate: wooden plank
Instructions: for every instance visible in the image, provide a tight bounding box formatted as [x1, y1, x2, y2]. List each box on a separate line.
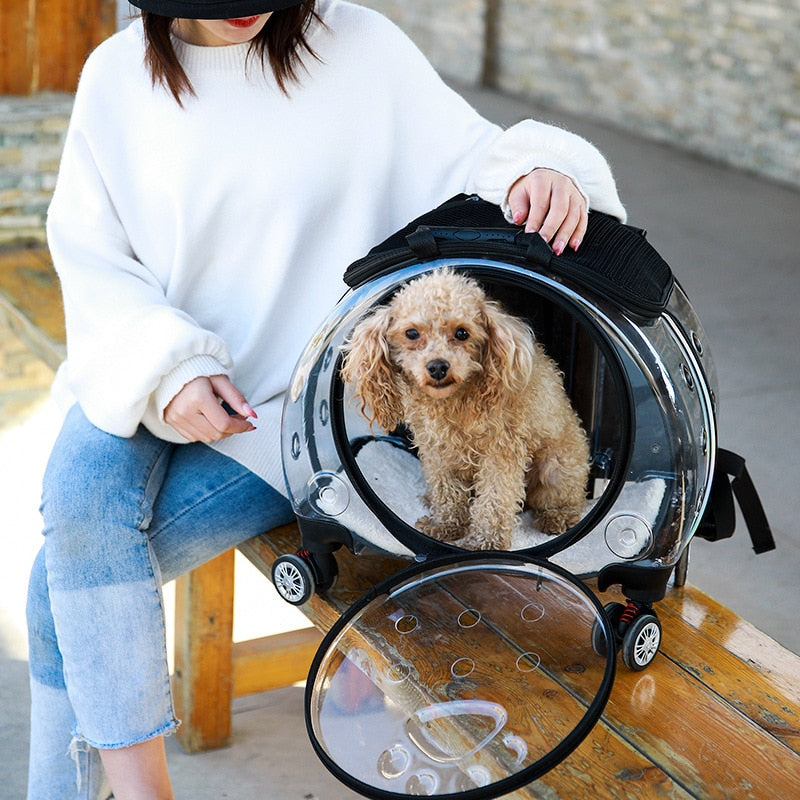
[0, 246, 65, 369]
[529, 726, 694, 799]
[0, 0, 33, 94]
[659, 604, 800, 749]
[600, 582, 800, 748]
[659, 583, 800, 705]
[0, 0, 115, 94]
[586, 583, 800, 798]
[232, 627, 322, 698]
[172, 549, 236, 753]
[37, 0, 116, 92]
[602, 652, 800, 798]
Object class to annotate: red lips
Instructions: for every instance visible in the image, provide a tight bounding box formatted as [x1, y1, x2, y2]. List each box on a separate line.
[225, 16, 259, 28]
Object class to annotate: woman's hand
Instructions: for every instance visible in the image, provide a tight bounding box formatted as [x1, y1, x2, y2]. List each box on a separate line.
[164, 374, 257, 443]
[506, 168, 588, 255]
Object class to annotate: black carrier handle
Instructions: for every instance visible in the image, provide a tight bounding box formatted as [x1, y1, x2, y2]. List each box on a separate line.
[410, 225, 525, 247]
[406, 224, 553, 266]
[344, 194, 674, 319]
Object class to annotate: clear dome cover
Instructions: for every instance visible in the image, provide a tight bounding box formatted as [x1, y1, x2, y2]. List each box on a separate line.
[306, 556, 616, 799]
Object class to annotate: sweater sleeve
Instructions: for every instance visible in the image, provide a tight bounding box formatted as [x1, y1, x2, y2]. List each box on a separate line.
[47, 113, 232, 441]
[468, 118, 627, 223]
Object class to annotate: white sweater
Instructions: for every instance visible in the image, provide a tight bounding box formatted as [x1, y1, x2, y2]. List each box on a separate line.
[47, 0, 626, 493]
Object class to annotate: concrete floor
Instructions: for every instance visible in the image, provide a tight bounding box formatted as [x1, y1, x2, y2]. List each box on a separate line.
[1, 84, 798, 798]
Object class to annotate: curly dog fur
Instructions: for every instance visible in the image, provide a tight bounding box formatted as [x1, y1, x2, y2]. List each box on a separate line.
[340, 268, 590, 550]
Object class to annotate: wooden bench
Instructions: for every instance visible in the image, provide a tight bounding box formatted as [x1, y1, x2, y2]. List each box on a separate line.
[3, 243, 800, 798]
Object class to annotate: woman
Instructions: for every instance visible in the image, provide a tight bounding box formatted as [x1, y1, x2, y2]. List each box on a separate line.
[26, 1, 626, 797]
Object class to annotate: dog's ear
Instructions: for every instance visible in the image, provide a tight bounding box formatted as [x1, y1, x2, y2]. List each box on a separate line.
[479, 300, 535, 400]
[340, 306, 404, 432]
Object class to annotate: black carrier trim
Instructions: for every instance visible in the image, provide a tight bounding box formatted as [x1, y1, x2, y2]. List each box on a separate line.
[344, 194, 675, 319]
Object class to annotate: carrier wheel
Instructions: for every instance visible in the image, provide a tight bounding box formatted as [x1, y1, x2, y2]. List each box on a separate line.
[272, 554, 315, 605]
[621, 613, 662, 671]
[309, 551, 339, 594]
[591, 602, 625, 657]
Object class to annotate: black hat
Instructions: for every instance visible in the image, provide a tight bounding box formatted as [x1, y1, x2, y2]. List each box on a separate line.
[128, 0, 306, 18]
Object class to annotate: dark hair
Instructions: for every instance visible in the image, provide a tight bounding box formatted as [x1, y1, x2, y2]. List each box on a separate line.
[142, 2, 320, 104]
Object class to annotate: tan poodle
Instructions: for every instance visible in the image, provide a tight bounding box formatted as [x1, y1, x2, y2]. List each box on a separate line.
[340, 268, 590, 550]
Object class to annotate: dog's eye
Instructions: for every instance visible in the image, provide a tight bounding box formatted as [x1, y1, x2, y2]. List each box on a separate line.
[454, 327, 470, 341]
[405, 328, 420, 340]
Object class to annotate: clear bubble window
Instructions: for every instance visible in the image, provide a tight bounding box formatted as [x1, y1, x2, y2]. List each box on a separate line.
[307, 558, 615, 798]
[336, 271, 632, 553]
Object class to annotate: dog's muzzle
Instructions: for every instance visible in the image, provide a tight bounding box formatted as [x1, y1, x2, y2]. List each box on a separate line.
[426, 359, 450, 381]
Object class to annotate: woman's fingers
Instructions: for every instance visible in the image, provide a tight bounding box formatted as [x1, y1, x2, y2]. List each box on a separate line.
[507, 168, 588, 254]
[164, 375, 256, 443]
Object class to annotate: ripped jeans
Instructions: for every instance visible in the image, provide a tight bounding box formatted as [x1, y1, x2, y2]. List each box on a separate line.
[26, 404, 294, 799]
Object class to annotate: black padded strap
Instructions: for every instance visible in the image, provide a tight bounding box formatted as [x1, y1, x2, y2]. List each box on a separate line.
[718, 449, 776, 554]
[696, 462, 737, 542]
[698, 448, 775, 554]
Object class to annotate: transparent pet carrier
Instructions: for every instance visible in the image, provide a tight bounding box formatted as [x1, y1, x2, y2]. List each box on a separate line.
[271, 195, 772, 799]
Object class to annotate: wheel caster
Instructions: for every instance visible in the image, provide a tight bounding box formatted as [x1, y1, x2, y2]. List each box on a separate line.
[591, 601, 625, 657]
[311, 550, 339, 594]
[621, 613, 662, 671]
[272, 553, 315, 605]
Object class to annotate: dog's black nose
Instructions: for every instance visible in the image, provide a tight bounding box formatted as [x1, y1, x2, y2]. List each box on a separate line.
[427, 359, 450, 381]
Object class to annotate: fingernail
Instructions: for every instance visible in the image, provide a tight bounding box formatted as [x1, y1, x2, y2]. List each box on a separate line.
[243, 403, 257, 419]
[513, 209, 525, 225]
[554, 239, 566, 256]
[571, 237, 582, 252]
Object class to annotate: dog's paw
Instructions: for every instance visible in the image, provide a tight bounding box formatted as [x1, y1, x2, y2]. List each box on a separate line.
[453, 533, 492, 551]
[536, 507, 582, 536]
[416, 515, 464, 542]
[454, 529, 512, 551]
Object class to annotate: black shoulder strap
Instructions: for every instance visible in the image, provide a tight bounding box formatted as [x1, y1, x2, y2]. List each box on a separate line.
[696, 448, 775, 554]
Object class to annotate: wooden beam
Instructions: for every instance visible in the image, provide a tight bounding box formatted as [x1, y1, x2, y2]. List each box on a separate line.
[0, 246, 66, 370]
[232, 627, 322, 698]
[172, 549, 236, 753]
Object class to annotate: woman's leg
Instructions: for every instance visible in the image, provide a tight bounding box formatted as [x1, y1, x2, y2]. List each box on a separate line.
[27, 548, 108, 799]
[27, 404, 293, 798]
[144, 430, 294, 585]
[94, 435, 295, 800]
[95, 737, 172, 800]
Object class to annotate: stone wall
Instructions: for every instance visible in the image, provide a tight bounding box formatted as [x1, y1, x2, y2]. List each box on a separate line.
[0, 95, 72, 245]
[359, 0, 487, 84]
[362, 0, 800, 190]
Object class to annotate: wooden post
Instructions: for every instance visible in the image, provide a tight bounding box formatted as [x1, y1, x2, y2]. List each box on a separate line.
[0, 0, 117, 95]
[172, 549, 236, 753]
[480, 0, 501, 88]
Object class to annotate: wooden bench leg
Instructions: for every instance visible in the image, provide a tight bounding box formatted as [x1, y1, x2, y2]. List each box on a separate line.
[172, 549, 235, 753]
[232, 627, 322, 697]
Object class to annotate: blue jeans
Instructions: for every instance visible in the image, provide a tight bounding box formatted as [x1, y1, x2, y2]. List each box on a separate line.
[26, 404, 294, 799]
